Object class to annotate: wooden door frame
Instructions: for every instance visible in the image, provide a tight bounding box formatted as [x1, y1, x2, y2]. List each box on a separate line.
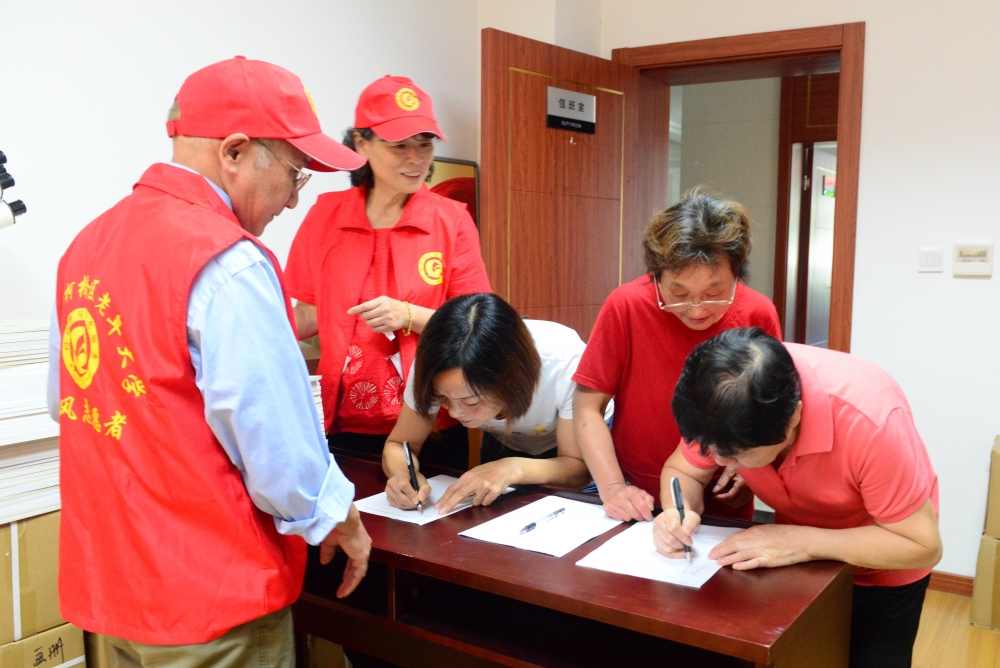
[612, 23, 865, 352]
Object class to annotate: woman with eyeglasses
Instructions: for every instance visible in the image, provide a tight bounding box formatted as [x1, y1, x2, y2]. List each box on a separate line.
[285, 76, 491, 470]
[572, 190, 782, 523]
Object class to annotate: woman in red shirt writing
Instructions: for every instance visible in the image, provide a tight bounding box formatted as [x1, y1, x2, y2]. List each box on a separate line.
[573, 190, 781, 522]
[286, 76, 491, 468]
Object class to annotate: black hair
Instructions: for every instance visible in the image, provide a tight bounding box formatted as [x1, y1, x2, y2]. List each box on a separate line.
[342, 127, 437, 189]
[671, 327, 801, 458]
[412, 293, 541, 422]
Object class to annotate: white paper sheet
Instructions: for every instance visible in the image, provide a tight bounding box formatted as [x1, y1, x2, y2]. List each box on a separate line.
[576, 521, 741, 588]
[355, 474, 503, 525]
[458, 495, 622, 557]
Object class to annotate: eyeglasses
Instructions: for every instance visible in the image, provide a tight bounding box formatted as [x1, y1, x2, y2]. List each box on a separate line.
[654, 274, 737, 313]
[252, 139, 311, 191]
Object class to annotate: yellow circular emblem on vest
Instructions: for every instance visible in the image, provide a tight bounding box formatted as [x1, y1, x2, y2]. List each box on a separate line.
[418, 252, 444, 285]
[62, 307, 100, 389]
[395, 87, 420, 112]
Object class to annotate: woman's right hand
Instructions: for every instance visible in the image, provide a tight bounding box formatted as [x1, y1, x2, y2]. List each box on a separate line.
[653, 506, 702, 558]
[385, 470, 431, 510]
[603, 482, 655, 521]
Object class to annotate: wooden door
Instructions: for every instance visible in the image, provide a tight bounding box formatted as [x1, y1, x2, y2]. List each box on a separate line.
[480, 28, 669, 339]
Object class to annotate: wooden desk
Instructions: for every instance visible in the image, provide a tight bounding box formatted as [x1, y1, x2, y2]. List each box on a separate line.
[294, 456, 853, 667]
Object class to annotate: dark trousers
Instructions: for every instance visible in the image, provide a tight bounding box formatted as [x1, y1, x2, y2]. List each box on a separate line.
[850, 575, 929, 668]
[327, 423, 469, 470]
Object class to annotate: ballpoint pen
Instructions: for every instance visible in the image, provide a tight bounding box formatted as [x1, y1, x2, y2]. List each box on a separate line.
[671, 477, 692, 564]
[519, 507, 565, 534]
[403, 441, 422, 514]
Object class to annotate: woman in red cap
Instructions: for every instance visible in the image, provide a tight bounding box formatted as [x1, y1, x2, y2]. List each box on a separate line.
[286, 75, 491, 470]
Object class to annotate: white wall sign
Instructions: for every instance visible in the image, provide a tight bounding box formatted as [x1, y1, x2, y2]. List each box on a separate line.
[546, 86, 596, 134]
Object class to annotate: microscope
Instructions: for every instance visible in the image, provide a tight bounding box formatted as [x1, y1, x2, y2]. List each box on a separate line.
[0, 150, 27, 230]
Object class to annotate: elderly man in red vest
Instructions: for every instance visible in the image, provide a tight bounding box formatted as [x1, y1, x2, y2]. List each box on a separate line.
[48, 57, 370, 666]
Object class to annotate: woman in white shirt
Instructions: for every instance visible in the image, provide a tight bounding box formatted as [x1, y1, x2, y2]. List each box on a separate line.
[382, 293, 609, 513]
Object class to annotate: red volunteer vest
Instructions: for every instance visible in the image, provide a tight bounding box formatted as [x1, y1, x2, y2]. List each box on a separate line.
[56, 164, 306, 645]
[285, 185, 492, 433]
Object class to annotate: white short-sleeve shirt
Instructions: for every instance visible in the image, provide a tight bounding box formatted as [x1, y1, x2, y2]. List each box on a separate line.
[403, 319, 612, 456]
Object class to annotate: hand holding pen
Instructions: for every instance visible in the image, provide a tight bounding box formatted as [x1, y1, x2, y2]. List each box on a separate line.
[385, 441, 430, 511]
[652, 477, 702, 560]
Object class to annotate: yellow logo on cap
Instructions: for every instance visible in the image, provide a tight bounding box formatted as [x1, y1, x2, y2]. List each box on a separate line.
[418, 252, 443, 285]
[395, 87, 420, 112]
[62, 307, 100, 389]
[304, 88, 318, 116]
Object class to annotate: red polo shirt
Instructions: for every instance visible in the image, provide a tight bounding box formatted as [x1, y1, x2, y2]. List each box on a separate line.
[682, 343, 940, 587]
[285, 185, 491, 433]
[574, 276, 781, 518]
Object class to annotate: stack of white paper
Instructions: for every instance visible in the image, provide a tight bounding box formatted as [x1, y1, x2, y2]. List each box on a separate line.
[0, 320, 50, 368]
[459, 496, 622, 557]
[0, 321, 58, 447]
[0, 437, 60, 524]
[355, 475, 516, 526]
[308, 375, 323, 429]
[0, 321, 61, 523]
[576, 521, 742, 588]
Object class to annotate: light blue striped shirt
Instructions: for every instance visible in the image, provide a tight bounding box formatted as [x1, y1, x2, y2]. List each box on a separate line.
[48, 163, 354, 544]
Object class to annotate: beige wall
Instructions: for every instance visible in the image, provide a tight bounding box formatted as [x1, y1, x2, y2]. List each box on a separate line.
[677, 79, 781, 299]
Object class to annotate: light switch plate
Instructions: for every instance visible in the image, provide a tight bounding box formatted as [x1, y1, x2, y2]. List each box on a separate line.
[953, 243, 993, 277]
[918, 247, 944, 272]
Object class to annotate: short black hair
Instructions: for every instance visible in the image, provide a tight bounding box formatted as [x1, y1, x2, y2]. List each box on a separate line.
[672, 327, 801, 458]
[412, 293, 541, 422]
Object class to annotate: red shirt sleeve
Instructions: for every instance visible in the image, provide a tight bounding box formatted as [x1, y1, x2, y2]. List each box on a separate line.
[572, 291, 629, 396]
[284, 204, 320, 304]
[680, 438, 718, 470]
[446, 209, 492, 297]
[853, 408, 937, 525]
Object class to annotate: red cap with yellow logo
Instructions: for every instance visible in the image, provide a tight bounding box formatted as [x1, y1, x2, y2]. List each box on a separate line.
[354, 75, 447, 142]
[165, 56, 366, 172]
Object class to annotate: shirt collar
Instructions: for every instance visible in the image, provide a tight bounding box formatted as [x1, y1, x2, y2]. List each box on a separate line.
[780, 343, 834, 468]
[165, 162, 232, 211]
[336, 184, 432, 233]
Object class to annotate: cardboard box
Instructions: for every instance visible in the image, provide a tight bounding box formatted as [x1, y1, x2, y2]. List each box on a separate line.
[0, 622, 84, 668]
[0, 512, 64, 646]
[972, 536, 1000, 629]
[985, 437, 1000, 539]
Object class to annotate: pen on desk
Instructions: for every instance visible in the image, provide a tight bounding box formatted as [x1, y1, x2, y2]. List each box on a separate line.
[403, 441, 422, 514]
[671, 477, 692, 564]
[519, 507, 565, 534]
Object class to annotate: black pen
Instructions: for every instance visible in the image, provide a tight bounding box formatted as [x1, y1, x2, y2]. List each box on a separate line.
[670, 477, 692, 564]
[519, 507, 565, 534]
[403, 441, 422, 514]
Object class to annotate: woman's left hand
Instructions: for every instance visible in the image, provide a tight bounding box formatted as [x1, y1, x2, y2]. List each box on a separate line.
[712, 466, 753, 508]
[709, 524, 815, 570]
[347, 295, 408, 333]
[435, 459, 523, 514]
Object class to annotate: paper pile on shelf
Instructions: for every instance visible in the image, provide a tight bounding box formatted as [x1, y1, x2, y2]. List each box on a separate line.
[309, 375, 324, 430]
[0, 322, 57, 447]
[0, 320, 49, 368]
[0, 437, 60, 525]
[0, 320, 60, 524]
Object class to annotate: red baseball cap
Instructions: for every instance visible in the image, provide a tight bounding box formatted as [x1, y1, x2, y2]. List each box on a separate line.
[354, 75, 447, 142]
[166, 56, 366, 172]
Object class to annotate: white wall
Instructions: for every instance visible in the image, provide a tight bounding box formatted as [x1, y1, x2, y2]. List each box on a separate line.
[603, 0, 1000, 578]
[677, 79, 781, 299]
[0, 0, 480, 321]
[477, 0, 602, 56]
